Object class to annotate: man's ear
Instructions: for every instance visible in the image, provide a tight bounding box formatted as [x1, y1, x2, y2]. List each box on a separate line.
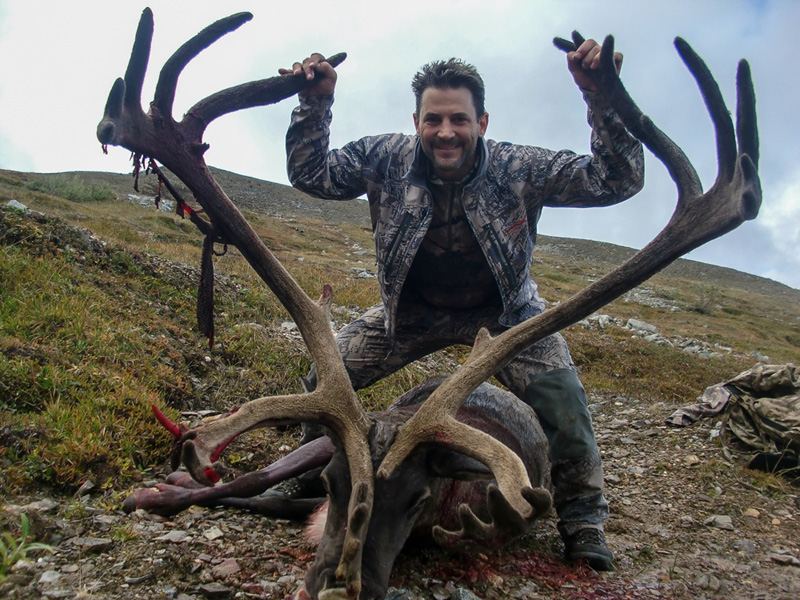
[412, 112, 420, 133]
[479, 112, 489, 137]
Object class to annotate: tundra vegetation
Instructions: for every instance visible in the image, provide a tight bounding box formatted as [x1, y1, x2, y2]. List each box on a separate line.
[1, 169, 799, 599]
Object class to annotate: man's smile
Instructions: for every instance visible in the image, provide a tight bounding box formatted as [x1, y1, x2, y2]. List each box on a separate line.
[434, 144, 462, 156]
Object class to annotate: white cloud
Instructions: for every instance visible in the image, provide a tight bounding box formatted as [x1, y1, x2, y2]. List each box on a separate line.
[0, 0, 797, 289]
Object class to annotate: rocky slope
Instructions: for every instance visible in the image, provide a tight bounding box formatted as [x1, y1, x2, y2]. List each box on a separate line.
[1, 168, 798, 600]
[2, 382, 798, 600]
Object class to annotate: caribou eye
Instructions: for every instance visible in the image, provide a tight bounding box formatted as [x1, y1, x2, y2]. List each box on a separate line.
[408, 489, 432, 515]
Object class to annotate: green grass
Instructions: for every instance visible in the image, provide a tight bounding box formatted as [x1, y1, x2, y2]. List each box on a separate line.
[25, 174, 115, 203]
[1, 169, 798, 500]
[0, 514, 53, 580]
[564, 326, 750, 402]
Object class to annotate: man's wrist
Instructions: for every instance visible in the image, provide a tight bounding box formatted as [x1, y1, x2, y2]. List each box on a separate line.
[299, 92, 335, 110]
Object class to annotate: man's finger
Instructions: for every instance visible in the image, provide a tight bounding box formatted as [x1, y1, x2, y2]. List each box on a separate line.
[584, 45, 602, 69]
[614, 52, 624, 73]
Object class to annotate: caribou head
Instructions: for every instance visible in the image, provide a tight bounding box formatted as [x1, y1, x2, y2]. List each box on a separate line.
[102, 10, 760, 600]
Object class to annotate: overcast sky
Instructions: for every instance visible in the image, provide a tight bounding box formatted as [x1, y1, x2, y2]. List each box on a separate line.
[1, 0, 797, 290]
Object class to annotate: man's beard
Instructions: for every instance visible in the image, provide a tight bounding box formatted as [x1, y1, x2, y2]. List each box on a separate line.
[430, 142, 469, 173]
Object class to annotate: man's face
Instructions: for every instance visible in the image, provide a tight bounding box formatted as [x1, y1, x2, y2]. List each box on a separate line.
[413, 86, 488, 182]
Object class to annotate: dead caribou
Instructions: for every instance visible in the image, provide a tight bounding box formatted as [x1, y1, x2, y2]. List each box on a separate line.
[99, 9, 761, 600]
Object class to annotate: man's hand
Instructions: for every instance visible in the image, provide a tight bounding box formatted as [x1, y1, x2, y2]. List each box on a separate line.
[279, 53, 337, 96]
[566, 39, 623, 93]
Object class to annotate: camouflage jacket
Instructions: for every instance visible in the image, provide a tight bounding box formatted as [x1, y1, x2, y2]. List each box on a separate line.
[286, 93, 644, 341]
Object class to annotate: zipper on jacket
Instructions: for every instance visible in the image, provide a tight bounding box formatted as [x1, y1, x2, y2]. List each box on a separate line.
[384, 211, 414, 276]
[482, 222, 516, 286]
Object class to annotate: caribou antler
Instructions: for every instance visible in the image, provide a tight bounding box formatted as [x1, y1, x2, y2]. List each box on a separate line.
[98, 9, 369, 596]
[432, 484, 552, 550]
[101, 13, 760, 594]
[378, 32, 760, 533]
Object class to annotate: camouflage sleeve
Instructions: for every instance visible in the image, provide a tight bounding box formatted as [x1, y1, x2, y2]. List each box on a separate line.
[538, 91, 645, 208]
[285, 94, 368, 201]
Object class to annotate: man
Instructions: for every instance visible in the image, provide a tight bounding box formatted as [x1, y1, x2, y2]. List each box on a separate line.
[278, 39, 644, 571]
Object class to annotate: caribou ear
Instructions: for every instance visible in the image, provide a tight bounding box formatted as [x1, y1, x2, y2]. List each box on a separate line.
[427, 448, 493, 481]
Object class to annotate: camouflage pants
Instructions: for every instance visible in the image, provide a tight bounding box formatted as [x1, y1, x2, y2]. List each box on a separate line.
[310, 300, 608, 533]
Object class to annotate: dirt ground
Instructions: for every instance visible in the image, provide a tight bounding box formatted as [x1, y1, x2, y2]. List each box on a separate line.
[2, 385, 798, 600]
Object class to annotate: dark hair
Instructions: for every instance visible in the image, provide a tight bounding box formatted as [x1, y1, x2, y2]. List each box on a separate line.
[411, 58, 486, 117]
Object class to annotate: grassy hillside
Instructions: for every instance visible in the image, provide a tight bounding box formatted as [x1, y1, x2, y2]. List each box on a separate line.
[1, 168, 798, 498]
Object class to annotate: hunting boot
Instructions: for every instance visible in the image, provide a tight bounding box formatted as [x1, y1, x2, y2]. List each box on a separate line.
[261, 465, 326, 501]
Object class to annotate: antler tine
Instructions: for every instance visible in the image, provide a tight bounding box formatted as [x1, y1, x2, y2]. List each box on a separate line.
[674, 38, 738, 182]
[97, 79, 126, 146]
[152, 404, 182, 439]
[123, 8, 154, 113]
[336, 481, 371, 597]
[736, 59, 759, 168]
[553, 33, 704, 199]
[432, 485, 552, 548]
[571, 30, 586, 48]
[597, 35, 705, 200]
[98, 8, 153, 146]
[377, 333, 537, 519]
[185, 53, 347, 136]
[380, 35, 761, 529]
[177, 283, 371, 466]
[154, 12, 253, 116]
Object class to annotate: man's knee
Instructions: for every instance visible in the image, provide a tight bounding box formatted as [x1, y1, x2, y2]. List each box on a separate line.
[521, 368, 597, 461]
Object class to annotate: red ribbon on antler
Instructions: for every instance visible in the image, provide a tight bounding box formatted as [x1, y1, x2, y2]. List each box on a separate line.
[151, 404, 182, 438]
